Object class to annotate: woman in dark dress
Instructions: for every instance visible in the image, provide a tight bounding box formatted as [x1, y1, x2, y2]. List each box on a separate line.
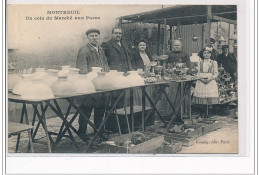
[131, 40, 153, 107]
[131, 40, 152, 71]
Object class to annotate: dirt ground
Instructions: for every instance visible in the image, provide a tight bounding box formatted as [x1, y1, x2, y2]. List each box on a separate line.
[7, 114, 238, 154]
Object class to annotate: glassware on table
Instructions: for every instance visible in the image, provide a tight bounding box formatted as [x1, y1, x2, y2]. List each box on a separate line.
[21, 77, 54, 100]
[12, 74, 33, 95]
[51, 76, 76, 97]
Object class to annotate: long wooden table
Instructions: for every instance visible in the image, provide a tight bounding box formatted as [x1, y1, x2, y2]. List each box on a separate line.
[8, 77, 202, 153]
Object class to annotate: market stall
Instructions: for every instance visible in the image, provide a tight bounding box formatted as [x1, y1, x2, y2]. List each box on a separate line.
[8, 70, 203, 152]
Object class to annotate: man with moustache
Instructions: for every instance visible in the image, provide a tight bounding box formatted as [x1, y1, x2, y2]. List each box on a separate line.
[101, 27, 132, 72]
[76, 28, 109, 140]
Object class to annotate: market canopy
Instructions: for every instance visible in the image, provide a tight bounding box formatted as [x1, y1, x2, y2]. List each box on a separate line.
[118, 5, 237, 26]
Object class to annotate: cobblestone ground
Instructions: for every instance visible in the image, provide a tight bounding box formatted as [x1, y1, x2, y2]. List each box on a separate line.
[7, 114, 238, 154]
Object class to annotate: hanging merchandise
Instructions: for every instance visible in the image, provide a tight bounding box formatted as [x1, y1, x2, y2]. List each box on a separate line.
[175, 23, 182, 40]
[191, 21, 200, 51]
[216, 24, 226, 49]
[151, 27, 158, 45]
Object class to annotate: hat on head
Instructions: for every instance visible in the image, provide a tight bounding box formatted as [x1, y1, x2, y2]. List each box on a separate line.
[86, 28, 100, 35]
[210, 38, 215, 43]
[222, 45, 229, 50]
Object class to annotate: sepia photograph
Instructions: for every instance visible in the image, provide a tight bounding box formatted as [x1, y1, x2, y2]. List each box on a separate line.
[6, 4, 240, 155]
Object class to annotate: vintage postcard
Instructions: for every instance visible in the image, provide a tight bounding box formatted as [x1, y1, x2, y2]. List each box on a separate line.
[4, 0, 254, 174]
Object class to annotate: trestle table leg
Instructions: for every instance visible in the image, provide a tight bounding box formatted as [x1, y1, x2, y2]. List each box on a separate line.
[130, 88, 134, 132]
[141, 87, 146, 131]
[16, 103, 26, 153]
[32, 103, 52, 153]
[144, 91, 167, 126]
[84, 90, 125, 152]
[166, 82, 192, 130]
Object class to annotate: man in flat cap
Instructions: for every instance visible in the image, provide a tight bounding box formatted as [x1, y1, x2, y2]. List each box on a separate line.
[76, 28, 109, 140]
[198, 38, 219, 61]
[217, 45, 237, 82]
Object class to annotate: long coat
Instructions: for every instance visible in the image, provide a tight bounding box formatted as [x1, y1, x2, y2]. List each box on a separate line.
[76, 43, 109, 74]
[217, 52, 237, 80]
[101, 39, 132, 72]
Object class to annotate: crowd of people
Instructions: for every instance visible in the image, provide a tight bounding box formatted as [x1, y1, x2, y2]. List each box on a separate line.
[75, 27, 238, 140]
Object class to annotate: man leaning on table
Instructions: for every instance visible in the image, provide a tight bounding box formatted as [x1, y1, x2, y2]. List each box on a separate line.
[76, 28, 109, 141]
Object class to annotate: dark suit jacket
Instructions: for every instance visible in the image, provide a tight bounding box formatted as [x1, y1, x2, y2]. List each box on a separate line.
[101, 39, 132, 72]
[217, 52, 237, 78]
[131, 49, 152, 70]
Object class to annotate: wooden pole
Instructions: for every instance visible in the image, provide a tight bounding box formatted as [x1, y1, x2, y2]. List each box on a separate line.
[206, 5, 212, 47]
[169, 25, 173, 51]
[118, 19, 122, 28]
[163, 19, 167, 53]
[228, 23, 230, 45]
[157, 23, 161, 55]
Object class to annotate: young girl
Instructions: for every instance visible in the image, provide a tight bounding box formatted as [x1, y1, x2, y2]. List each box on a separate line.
[194, 47, 219, 117]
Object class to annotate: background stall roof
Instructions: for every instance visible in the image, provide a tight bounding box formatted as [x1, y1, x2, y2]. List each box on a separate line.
[119, 5, 237, 26]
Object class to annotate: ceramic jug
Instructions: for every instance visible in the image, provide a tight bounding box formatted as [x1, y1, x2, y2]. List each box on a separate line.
[32, 68, 48, 80]
[8, 68, 22, 91]
[12, 74, 33, 95]
[68, 68, 80, 82]
[58, 65, 71, 77]
[42, 69, 58, 87]
[114, 72, 130, 88]
[21, 78, 54, 100]
[92, 72, 115, 91]
[51, 76, 76, 97]
[127, 71, 145, 86]
[106, 70, 118, 86]
[86, 67, 102, 81]
[73, 74, 96, 94]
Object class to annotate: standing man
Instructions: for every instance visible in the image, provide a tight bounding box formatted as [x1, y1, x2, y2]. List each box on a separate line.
[198, 38, 218, 61]
[166, 39, 191, 73]
[217, 45, 237, 82]
[76, 28, 109, 140]
[101, 28, 132, 72]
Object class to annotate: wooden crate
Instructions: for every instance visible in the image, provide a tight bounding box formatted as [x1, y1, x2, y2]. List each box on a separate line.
[101, 132, 164, 154]
[197, 119, 222, 134]
[163, 141, 182, 153]
[156, 123, 203, 139]
[164, 135, 195, 147]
